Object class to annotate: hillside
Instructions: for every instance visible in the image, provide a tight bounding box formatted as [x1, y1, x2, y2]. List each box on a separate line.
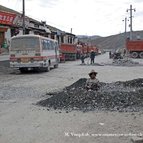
[77, 35, 101, 43]
[79, 30, 143, 51]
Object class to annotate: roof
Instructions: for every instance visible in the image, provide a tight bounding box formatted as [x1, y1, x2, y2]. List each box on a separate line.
[64, 32, 76, 37]
[11, 34, 58, 42]
[0, 5, 20, 14]
[0, 5, 62, 33]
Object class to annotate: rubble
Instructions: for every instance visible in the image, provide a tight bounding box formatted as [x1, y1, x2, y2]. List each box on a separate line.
[80, 63, 104, 66]
[131, 137, 143, 143]
[112, 58, 140, 66]
[79, 58, 142, 67]
[37, 78, 143, 112]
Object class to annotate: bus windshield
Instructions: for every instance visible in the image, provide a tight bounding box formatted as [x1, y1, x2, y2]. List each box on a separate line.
[11, 37, 40, 50]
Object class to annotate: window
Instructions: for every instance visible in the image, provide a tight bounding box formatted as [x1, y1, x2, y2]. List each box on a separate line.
[46, 40, 50, 50]
[42, 39, 55, 50]
[50, 41, 55, 50]
[11, 37, 40, 50]
[42, 40, 46, 50]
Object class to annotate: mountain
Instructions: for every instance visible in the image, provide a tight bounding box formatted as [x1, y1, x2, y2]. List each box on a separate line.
[77, 35, 101, 43]
[78, 30, 143, 51]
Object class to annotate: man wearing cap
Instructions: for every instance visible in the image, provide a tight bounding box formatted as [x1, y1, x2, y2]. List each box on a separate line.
[85, 70, 100, 91]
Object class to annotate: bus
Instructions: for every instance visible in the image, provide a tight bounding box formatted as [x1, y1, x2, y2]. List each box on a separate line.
[9, 35, 59, 73]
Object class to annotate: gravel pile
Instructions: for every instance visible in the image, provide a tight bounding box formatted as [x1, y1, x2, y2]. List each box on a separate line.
[37, 78, 143, 112]
[112, 59, 140, 66]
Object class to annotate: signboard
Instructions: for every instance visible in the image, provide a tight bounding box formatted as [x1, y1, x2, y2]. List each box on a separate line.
[14, 15, 29, 28]
[0, 11, 30, 27]
[0, 11, 16, 25]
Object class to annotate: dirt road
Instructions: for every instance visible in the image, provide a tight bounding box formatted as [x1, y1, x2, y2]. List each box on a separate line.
[0, 53, 143, 143]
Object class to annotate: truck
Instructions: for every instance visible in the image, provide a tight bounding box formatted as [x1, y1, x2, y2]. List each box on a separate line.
[126, 39, 143, 58]
[59, 43, 100, 62]
[59, 43, 77, 61]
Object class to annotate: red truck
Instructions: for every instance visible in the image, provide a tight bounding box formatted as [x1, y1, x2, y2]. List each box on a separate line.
[126, 39, 143, 58]
[88, 45, 99, 54]
[59, 43, 77, 61]
[59, 43, 100, 62]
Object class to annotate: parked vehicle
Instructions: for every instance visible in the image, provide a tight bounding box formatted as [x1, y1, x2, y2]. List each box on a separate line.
[59, 43, 77, 61]
[9, 35, 59, 72]
[126, 39, 143, 58]
[59, 42, 101, 61]
[88, 45, 99, 55]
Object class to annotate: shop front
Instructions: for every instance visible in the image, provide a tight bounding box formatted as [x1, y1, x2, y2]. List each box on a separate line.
[0, 10, 17, 53]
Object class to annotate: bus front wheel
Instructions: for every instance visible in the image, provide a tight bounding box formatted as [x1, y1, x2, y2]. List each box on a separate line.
[19, 68, 28, 73]
[54, 64, 58, 68]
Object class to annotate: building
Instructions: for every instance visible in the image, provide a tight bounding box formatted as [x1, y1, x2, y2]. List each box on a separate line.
[0, 5, 77, 54]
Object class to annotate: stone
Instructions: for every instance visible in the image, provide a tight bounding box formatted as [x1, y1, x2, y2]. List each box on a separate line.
[131, 137, 143, 143]
[37, 78, 143, 112]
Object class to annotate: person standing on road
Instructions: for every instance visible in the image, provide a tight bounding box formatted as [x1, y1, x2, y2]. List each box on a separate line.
[85, 69, 100, 91]
[90, 50, 96, 64]
[80, 53, 85, 64]
[109, 51, 112, 59]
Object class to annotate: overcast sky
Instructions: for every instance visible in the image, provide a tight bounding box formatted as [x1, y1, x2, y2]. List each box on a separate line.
[0, 0, 143, 36]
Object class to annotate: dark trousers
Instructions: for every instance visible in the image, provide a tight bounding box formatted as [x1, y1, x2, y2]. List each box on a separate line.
[91, 58, 94, 64]
[81, 57, 84, 64]
[81, 59, 84, 64]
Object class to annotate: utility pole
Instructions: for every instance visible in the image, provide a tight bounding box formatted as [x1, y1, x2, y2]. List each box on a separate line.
[122, 17, 128, 39]
[127, 4, 135, 40]
[122, 17, 129, 58]
[71, 28, 72, 34]
[22, 0, 25, 35]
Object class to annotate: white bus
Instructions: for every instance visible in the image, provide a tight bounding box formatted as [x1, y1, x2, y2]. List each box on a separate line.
[9, 35, 59, 73]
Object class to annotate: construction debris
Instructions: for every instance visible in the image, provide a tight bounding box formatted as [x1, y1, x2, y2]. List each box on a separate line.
[37, 78, 143, 112]
[79, 58, 141, 67]
[112, 58, 140, 66]
[131, 137, 143, 143]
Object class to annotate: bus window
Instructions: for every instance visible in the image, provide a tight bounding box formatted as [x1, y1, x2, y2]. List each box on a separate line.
[42, 40, 48, 50]
[50, 41, 55, 50]
[47, 40, 51, 50]
[11, 37, 39, 50]
[42, 39, 55, 50]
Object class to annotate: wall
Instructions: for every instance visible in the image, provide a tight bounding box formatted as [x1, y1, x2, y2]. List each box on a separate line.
[5, 28, 11, 41]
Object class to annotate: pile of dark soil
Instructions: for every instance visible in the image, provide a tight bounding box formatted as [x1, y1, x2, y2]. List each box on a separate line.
[37, 78, 143, 112]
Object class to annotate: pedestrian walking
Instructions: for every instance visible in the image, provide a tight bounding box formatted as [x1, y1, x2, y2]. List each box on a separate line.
[90, 50, 96, 64]
[109, 51, 112, 59]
